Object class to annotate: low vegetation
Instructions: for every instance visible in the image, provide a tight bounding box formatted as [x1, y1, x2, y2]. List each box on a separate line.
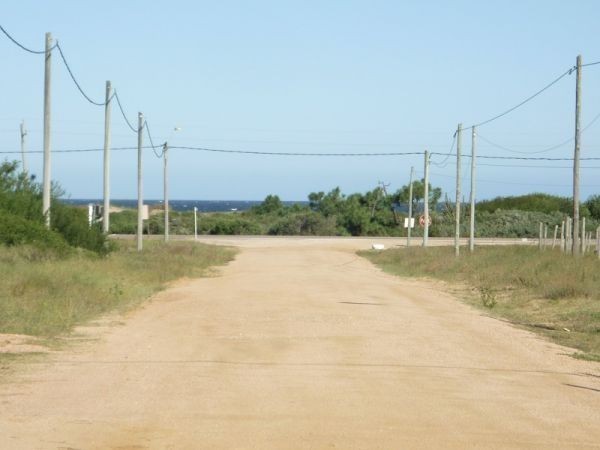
[0, 159, 236, 341]
[0, 241, 235, 337]
[361, 246, 600, 361]
[0, 161, 110, 254]
[110, 187, 600, 238]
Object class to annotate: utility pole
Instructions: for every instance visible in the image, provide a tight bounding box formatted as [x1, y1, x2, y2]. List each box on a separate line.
[102, 80, 112, 233]
[469, 126, 476, 252]
[164, 142, 169, 242]
[42, 32, 52, 228]
[407, 166, 414, 248]
[423, 150, 430, 247]
[20, 120, 28, 174]
[455, 123, 462, 257]
[137, 112, 144, 252]
[573, 55, 582, 256]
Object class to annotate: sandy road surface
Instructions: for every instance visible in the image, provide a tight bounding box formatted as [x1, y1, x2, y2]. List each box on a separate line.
[1, 237, 599, 449]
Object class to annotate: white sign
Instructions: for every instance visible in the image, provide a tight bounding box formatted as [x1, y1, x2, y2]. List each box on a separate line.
[142, 204, 150, 220]
[404, 217, 415, 229]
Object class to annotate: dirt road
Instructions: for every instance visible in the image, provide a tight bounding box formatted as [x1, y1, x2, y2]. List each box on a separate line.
[1, 237, 599, 449]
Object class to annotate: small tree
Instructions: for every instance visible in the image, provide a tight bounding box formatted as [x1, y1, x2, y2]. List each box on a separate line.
[393, 179, 442, 213]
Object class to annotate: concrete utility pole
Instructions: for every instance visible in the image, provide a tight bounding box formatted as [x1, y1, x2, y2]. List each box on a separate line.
[407, 166, 414, 248]
[20, 120, 28, 174]
[455, 124, 462, 257]
[469, 126, 476, 252]
[163, 142, 169, 242]
[137, 112, 144, 252]
[102, 80, 112, 233]
[573, 55, 582, 256]
[42, 32, 52, 228]
[423, 150, 430, 247]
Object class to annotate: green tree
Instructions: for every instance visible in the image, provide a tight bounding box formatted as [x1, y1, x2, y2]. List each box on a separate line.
[585, 194, 600, 220]
[252, 194, 284, 214]
[394, 179, 442, 213]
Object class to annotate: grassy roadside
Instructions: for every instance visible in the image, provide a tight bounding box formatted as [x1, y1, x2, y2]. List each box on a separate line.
[0, 240, 236, 338]
[359, 246, 600, 361]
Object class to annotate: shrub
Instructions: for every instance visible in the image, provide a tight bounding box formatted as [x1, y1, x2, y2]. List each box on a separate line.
[0, 210, 68, 252]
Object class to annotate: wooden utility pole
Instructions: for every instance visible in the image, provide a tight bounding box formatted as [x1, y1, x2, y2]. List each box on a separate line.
[137, 113, 144, 252]
[423, 151, 430, 247]
[573, 55, 582, 255]
[566, 217, 572, 254]
[164, 142, 169, 242]
[469, 126, 476, 252]
[102, 81, 112, 233]
[20, 120, 28, 174]
[407, 166, 414, 248]
[581, 217, 586, 254]
[42, 32, 52, 228]
[455, 124, 462, 257]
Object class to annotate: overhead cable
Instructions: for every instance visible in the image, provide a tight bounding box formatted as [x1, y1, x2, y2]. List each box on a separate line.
[0, 24, 55, 54]
[114, 91, 138, 133]
[143, 120, 163, 157]
[469, 67, 574, 129]
[477, 109, 600, 155]
[431, 134, 457, 167]
[171, 146, 424, 157]
[55, 42, 111, 106]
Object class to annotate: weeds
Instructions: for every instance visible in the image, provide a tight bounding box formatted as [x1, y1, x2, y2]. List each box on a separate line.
[479, 286, 497, 309]
[360, 246, 600, 361]
[0, 241, 235, 337]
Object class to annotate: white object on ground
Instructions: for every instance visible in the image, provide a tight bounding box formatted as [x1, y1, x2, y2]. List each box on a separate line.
[372, 243, 385, 250]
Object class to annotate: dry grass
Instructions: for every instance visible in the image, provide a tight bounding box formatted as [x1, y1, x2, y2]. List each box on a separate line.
[0, 240, 236, 337]
[360, 246, 600, 361]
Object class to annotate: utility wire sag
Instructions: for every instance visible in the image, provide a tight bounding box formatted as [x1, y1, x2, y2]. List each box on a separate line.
[470, 66, 574, 129]
[114, 91, 138, 133]
[56, 42, 110, 106]
[0, 24, 56, 54]
[143, 120, 164, 158]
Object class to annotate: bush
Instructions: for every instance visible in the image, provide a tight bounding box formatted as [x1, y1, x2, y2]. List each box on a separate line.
[0, 160, 110, 254]
[268, 212, 338, 235]
[210, 217, 262, 235]
[51, 202, 110, 254]
[0, 210, 69, 252]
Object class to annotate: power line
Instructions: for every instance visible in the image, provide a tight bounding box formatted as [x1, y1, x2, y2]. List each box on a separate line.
[3, 144, 600, 161]
[143, 120, 163, 157]
[467, 67, 574, 130]
[430, 134, 457, 167]
[582, 60, 600, 67]
[171, 146, 425, 157]
[478, 133, 574, 155]
[0, 24, 56, 54]
[114, 91, 138, 133]
[0, 146, 140, 154]
[477, 109, 600, 155]
[478, 162, 600, 169]
[55, 42, 112, 106]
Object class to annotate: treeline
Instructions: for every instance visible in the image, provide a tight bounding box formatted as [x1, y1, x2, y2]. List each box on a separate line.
[110, 183, 600, 238]
[0, 161, 109, 254]
[478, 192, 600, 219]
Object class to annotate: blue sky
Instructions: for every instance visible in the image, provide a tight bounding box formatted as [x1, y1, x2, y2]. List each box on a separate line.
[1, 1, 599, 201]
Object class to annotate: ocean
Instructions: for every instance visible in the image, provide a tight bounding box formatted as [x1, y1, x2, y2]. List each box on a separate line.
[61, 199, 307, 212]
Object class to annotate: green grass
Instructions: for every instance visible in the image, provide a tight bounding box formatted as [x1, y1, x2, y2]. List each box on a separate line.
[360, 246, 600, 361]
[0, 240, 236, 337]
